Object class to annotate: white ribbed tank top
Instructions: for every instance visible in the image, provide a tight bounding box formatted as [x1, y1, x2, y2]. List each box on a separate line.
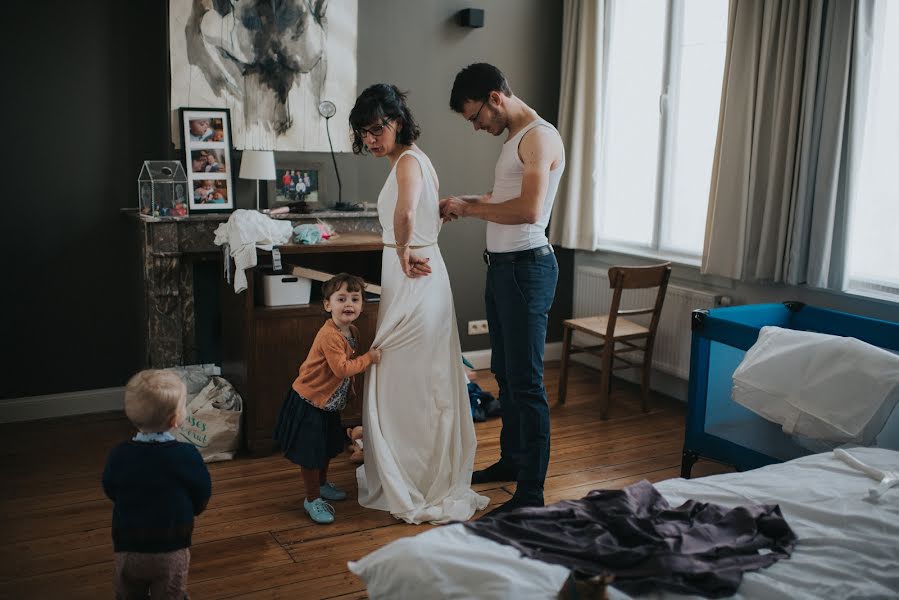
[487, 118, 565, 252]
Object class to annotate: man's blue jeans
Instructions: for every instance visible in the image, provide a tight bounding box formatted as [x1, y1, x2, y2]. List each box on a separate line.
[485, 247, 558, 502]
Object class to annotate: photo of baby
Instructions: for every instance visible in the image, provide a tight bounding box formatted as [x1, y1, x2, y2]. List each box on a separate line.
[192, 179, 229, 204]
[191, 149, 227, 174]
[188, 117, 226, 142]
[181, 108, 235, 212]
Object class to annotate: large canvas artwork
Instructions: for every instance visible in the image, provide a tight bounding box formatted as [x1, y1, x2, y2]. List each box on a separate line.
[169, 0, 357, 152]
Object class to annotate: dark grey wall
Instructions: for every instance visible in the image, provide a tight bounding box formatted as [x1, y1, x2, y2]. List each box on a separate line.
[1, 0, 567, 398]
[1, 2, 169, 398]
[355, 0, 568, 351]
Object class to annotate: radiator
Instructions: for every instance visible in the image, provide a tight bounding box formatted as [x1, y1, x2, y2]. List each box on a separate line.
[573, 266, 720, 380]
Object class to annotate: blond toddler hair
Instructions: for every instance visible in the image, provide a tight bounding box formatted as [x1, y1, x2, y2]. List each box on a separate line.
[124, 370, 187, 433]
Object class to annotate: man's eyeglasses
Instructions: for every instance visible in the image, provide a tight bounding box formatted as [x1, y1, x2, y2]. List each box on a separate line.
[356, 118, 392, 138]
[468, 100, 487, 123]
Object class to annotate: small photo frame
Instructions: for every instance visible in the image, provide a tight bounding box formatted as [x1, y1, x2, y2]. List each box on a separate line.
[179, 107, 235, 212]
[266, 162, 324, 210]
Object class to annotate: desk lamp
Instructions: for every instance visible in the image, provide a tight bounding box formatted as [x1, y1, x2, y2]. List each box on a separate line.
[239, 150, 276, 211]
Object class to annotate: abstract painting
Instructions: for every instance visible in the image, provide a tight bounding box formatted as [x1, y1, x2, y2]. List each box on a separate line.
[170, 0, 357, 152]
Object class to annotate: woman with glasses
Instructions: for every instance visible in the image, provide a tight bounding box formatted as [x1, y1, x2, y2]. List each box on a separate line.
[347, 84, 488, 524]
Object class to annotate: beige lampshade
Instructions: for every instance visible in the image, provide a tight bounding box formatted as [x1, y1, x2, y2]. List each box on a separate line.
[239, 150, 276, 180]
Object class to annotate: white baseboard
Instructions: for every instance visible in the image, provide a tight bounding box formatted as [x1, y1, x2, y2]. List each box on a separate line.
[4, 344, 682, 424]
[464, 342, 563, 372]
[464, 342, 686, 402]
[1, 364, 223, 424]
[0, 387, 125, 424]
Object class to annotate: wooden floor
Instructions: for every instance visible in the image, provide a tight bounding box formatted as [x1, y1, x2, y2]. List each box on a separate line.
[0, 362, 730, 599]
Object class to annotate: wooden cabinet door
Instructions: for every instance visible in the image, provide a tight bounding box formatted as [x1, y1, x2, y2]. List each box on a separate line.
[250, 314, 327, 455]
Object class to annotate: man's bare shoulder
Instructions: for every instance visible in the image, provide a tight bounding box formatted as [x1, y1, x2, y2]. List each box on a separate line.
[519, 124, 564, 165]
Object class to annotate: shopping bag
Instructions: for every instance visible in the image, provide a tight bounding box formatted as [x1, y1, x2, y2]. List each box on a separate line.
[176, 376, 243, 462]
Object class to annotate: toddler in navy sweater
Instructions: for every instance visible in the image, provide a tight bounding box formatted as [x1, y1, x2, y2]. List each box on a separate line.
[102, 369, 212, 599]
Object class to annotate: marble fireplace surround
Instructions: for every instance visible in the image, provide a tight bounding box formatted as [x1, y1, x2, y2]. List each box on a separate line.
[127, 209, 381, 368]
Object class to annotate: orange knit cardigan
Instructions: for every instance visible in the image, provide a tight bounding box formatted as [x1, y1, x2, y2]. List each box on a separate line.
[293, 319, 372, 409]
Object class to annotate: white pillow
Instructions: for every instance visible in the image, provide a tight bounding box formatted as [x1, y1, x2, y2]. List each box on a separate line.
[732, 326, 899, 445]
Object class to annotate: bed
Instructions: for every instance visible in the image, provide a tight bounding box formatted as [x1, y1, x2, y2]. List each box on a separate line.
[348, 447, 899, 599]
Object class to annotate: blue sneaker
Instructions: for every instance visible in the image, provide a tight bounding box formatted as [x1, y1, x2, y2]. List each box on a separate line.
[304, 497, 335, 524]
[319, 481, 348, 501]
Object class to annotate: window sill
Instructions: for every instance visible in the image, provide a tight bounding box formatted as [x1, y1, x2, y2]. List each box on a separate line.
[836, 286, 899, 307]
[578, 246, 899, 311]
[593, 242, 702, 268]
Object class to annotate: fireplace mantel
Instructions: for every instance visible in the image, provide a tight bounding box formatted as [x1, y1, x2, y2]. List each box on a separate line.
[126, 209, 381, 368]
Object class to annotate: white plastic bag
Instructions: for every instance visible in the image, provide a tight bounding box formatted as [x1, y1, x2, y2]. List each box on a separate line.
[732, 326, 899, 445]
[176, 375, 243, 462]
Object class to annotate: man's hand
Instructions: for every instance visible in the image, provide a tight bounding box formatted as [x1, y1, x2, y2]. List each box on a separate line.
[397, 246, 432, 278]
[440, 196, 467, 222]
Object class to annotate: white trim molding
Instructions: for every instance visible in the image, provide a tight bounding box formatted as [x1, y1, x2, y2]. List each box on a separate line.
[464, 341, 687, 402]
[463, 342, 564, 372]
[0, 387, 125, 424]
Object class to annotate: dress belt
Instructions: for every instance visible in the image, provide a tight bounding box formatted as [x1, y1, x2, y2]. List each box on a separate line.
[383, 242, 437, 249]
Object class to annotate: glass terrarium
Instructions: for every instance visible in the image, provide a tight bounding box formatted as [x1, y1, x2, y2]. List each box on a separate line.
[138, 161, 189, 217]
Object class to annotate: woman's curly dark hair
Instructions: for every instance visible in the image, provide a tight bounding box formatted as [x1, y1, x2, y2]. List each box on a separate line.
[348, 84, 421, 155]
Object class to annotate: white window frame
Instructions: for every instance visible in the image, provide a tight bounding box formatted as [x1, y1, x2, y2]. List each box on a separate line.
[597, 0, 726, 265]
[842, 1, 899, 305]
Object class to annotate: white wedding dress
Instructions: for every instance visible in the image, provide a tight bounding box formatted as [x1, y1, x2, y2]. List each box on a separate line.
[357, 148, 489, 524]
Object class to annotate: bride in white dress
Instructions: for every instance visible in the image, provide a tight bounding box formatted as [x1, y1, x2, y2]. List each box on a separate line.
[348, 84, 488, 524]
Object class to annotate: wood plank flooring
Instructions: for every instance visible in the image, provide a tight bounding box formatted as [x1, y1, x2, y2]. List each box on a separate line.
[0, 362, 731, 599]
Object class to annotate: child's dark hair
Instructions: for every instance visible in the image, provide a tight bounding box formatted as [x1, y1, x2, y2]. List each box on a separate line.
[348, 84, 421, 155]
[322, 273, 367, 300]
[449, 63, 513, 113]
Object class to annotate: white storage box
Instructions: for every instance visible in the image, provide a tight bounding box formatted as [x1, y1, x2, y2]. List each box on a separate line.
[262, 273, 311, 306]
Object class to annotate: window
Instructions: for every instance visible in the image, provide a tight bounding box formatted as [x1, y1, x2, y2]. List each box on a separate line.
[598, 0, 728, 259]
[844, 3, 899, 302]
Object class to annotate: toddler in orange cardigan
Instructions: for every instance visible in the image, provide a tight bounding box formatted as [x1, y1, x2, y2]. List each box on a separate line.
[273, 273, 381, 524]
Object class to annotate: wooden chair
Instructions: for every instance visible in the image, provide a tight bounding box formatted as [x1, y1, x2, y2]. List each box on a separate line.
[558, 263, 671, 419]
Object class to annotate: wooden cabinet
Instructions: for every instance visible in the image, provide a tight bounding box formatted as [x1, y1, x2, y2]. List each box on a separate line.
[221, 234, 383, 456]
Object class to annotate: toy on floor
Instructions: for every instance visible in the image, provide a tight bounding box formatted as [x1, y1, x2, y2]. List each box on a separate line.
[347, 426, 364, 464]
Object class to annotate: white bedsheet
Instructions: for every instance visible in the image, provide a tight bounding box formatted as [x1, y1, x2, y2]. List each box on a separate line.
[348, 448, 899, 599]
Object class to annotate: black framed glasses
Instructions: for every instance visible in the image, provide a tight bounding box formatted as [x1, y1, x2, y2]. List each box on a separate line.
[356, 118, 392, 138]
[468, 100, 487, 123]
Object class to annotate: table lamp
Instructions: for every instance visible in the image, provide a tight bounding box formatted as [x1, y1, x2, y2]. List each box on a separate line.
[239, 150, 276, 211]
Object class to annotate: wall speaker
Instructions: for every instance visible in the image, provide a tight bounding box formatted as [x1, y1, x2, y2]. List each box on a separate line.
[457, 8, 485, 28]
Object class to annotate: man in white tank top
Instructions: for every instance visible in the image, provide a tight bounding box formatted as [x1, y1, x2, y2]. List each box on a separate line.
[441, 63, 565, 515]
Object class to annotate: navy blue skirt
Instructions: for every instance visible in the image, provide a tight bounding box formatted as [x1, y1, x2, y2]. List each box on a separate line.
[273, 389, 346, 469]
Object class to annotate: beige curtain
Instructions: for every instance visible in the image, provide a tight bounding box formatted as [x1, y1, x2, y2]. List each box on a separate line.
[702, 0, 858, 285]
[548, 0, 608, 250]
[785, 0, 858, 286]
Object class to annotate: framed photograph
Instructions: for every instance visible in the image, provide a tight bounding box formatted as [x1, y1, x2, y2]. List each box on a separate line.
[178, 107, 236, 212]
[266, 162, 324, 211]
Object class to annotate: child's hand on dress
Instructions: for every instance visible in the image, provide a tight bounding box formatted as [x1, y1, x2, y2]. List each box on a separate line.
[369, 347, 382, 364]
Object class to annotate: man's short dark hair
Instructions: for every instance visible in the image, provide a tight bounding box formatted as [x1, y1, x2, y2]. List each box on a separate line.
[322, 272, 366, 300]
[449, 63, 512, 113]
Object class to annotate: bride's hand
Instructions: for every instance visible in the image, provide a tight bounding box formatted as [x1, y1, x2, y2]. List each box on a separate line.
[397, 246, 431, 278]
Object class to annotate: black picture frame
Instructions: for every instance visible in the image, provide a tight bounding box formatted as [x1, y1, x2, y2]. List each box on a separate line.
[265, 161, 325, 211]
[178, 107, 236, 213]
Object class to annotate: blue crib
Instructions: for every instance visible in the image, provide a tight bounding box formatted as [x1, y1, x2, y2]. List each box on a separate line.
[682, 302, 899, 477]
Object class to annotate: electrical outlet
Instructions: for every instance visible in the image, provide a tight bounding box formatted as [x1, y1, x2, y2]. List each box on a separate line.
[467, 320, 489, 335]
